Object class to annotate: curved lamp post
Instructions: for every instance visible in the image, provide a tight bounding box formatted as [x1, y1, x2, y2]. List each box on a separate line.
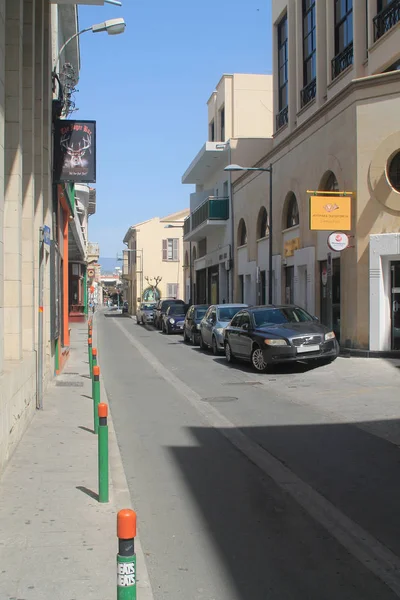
[53, 17, 127, 74]
[225, 163, 273, 304]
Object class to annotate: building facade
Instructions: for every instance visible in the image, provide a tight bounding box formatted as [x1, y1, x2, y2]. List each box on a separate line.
[232, 0, 400, 354]
[182, 74, 273, 305]
[123, 209, 189, 314]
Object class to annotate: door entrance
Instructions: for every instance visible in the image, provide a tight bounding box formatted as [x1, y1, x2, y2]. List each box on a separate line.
[391, 261, 400, 350]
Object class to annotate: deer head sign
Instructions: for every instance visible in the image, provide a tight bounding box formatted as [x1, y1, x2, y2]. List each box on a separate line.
[54, 120, 96, 183]
[60, 133, 91, 169]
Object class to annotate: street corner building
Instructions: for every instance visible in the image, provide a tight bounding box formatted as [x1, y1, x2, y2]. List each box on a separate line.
[230, 0, 400, 356]
[0, 0, 99, 474]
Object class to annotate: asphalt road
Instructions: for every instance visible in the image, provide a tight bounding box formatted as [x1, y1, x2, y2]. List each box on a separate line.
[97, 310, 400, 600]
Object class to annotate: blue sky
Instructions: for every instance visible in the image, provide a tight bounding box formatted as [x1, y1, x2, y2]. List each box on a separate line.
[77, 0, 272, 259]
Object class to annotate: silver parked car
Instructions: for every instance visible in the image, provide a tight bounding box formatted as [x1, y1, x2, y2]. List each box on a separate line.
[199, 304, 248, 355]
[136, 302, 156, 325]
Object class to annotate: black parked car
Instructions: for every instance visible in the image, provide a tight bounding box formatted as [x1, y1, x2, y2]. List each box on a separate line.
[183, 304, 209, 345]
[162, 304, 188, 334]
[153, 298, 186, 329]
[224, 305, 339, 372]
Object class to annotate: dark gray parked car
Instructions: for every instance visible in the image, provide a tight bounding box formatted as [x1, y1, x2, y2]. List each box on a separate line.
[224, 305, 339, 372]
[199, 304, 248, 355]
[136, 302, 156, 325]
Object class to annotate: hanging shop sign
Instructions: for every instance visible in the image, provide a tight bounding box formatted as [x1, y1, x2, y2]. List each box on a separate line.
[284, 237, 300, 258]
[327, 231, 349, 252]
[309, 195, 351, 231]
[53, 120, 96, 183]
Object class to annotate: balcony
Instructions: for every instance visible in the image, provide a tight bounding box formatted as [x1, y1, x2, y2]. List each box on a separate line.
[374, 0, 400, 41]
[300, 78, 316, 108]
[331, 43, 353, 80]
[184, 197, 229, 242]
[275, 106, 288, 131]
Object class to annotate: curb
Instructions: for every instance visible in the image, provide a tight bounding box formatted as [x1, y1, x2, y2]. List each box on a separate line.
[93, 311, 155, 600]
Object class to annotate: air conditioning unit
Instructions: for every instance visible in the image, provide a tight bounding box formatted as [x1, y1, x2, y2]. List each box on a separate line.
[225, 259, 231, 271]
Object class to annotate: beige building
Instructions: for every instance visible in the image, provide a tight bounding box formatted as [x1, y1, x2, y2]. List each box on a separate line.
[232, 0, 400, 354]
[123, 209, 189, 314]
[182, 73, 273, 304]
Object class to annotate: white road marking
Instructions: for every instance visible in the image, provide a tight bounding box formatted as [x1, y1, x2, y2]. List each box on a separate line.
[115, 318, 400, 596]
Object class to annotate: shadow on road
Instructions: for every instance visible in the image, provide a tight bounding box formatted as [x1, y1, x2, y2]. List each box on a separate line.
[168, 422, 400, 599]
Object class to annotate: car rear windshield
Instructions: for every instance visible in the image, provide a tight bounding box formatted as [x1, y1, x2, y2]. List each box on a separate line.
[218, 307, 243, 322]
[169, 305, 186, 315]
[194, 308, 207, 319]
[253, 307, 313, 327]
[141, 303, 155, 310]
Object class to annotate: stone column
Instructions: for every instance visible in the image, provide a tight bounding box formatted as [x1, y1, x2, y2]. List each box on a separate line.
[367, 0, 376, 50]
[295, 0, 302, 113]
[326, 0, 335, 85]
[0, 0, 5, 373]
[287, 0, 297, 131]
[353, 1, 367, 78]
[22, 0, 35, 352]
[316, 0, 327, 107]
[4, 0, 23, 361]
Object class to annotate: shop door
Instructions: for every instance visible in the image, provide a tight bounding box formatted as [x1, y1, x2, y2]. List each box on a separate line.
[391, 262, 400, 350]
[209, 267, 219, 305]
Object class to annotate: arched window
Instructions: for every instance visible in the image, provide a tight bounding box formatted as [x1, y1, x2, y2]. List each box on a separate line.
[325, 171, 339, 192]
[238, 219, 247, 246]
[257, 207, 268, 239]
[286, 193, 299, 229]
[388, 152, 400, 192]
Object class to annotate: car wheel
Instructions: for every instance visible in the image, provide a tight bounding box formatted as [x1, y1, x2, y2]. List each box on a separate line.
[212, 336, 219, 356]
[251, 346, 268, 373]
[136, 317, 140, 325]
[199, 334, 207, 350]
[183, 329, 189, 343]
[165, 324, 171, 335]
[191, 331, 198, 345]
[225, 341, 235, 363]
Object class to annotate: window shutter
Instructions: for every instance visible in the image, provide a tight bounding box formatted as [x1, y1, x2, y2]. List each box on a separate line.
[173, 238, 179, 261]
[162, 239, 167, 261]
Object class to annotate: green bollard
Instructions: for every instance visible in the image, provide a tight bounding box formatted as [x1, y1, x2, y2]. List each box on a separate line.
[92, 347, 97, 372]
[88, 337, 93, 378]
[93, 365, 100, 434]
[117, 509, 137, 600]
[98, 403, 109, 503]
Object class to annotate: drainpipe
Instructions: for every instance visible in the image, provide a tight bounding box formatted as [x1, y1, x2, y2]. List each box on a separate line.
[228, 142, 234, 302]
[37, 228, 45, 410]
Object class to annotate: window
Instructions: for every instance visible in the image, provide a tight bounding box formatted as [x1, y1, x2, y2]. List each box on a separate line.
[332, 0, 353, 79]
[375, 0, 400, 40]
[209, 120, 215, 142]
[167, 283, 179, 298]
[219, 107, 225, 141]
[162, 238, 179, 261]
[257, 207, 268, 239]
[388, 151, 400, 192]
[230, 312, 243, 327]
[325, 171, 339, 191]
[238, 219, 247, 246]
[286, 194, 300, 228]
[301, 0, 316, 107]
[240, 312, 251, 328]
[277, 13, 289, 128]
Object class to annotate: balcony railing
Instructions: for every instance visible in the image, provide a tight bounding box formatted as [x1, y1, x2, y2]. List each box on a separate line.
[275, 106, 289, 131]
[184, 196, 229, 236]
[300, 78, 316, 108]
[374, 0, 400, 41]
[331, 43, 353, 80]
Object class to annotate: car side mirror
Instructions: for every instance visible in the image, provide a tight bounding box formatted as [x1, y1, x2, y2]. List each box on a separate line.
[313, 316, 319, 321]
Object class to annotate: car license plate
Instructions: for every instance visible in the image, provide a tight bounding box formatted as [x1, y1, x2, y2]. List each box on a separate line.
[297, 345, 320, 353]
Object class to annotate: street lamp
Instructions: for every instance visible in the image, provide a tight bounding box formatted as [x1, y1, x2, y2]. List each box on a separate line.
[225, 163, 273, 305]
[53, 18, 127, 74]
[164, 224, 192, 304]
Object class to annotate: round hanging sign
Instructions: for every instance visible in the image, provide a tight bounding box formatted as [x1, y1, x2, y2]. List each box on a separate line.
[327, 231, 349, 252]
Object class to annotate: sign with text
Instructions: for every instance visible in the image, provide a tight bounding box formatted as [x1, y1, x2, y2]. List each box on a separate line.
[309, 195, 351, 231]
[53, 120, 96, 183]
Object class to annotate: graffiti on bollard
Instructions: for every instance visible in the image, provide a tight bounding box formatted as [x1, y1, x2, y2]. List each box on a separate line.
[117, 509, 137, 600]
[93, 365, 100, 434]
[98, 403, 109, 503]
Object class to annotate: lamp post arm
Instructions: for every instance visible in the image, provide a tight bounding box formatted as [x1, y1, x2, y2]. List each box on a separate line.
[53, 27, 91, 73]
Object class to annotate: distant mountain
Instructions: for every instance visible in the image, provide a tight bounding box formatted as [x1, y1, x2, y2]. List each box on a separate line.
[98, 256, 120, 275]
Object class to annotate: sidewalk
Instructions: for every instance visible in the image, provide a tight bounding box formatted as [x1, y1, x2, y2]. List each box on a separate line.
[0, 320, 152, 600]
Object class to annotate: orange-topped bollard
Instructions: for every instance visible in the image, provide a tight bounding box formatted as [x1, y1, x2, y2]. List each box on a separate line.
[88, 337, 93, 377]
[98, 403, 109, 503]
[93, 366, 100, 434]
[117, 509, 137, 599]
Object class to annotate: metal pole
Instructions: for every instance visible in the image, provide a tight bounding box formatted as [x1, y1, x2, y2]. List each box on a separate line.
[37, 232, 44, 410]
[98, 402, 109, 503]
[268, 164, 273, 305]
[117, 510, 137, 599]
[140, 250, 144, 301]
[189, 241, 193, 304]
[228, 143, 234, 303]
[93, 365, 100, 434]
